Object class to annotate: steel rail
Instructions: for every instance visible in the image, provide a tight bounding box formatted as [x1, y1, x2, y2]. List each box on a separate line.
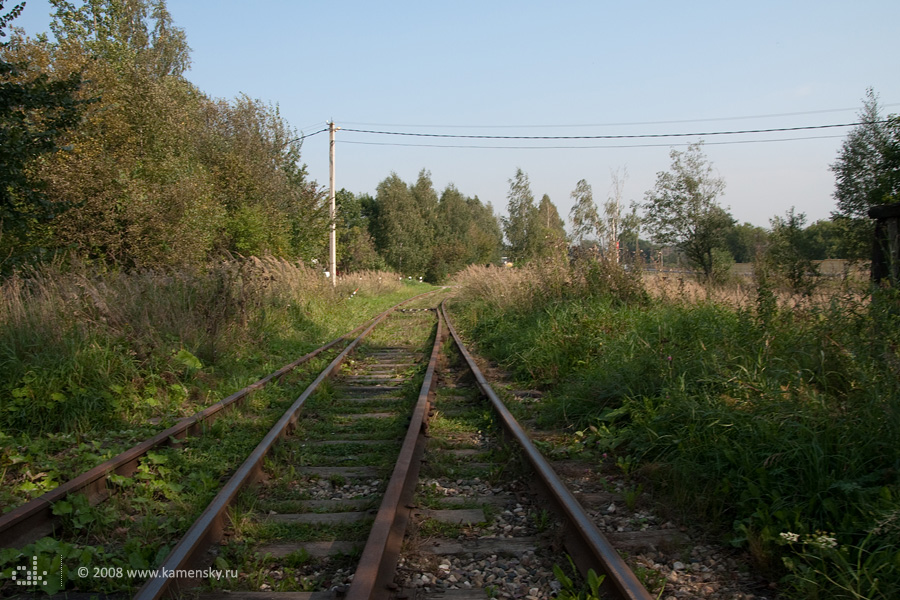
[0, 337, 349, 549]
[345, 309, 444, 600]
[0, 290, 434, 550]
[132, 294, 437, 600]
[440, 300, 653, 600]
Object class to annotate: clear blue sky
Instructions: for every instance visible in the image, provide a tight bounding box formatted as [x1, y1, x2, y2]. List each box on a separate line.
[13, 0, 900, 230]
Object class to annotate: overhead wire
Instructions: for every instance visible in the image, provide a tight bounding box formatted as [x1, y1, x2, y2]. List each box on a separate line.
[298, 120, 330, 132]
[282, 127, 329, 145]
[339, 121, 887, 141]
[338, 104, 900, 130]
[300, 127, 330, 139]
[338, 133, 848, 150]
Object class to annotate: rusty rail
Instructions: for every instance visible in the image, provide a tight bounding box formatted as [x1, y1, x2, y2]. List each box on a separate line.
[132, 297, 438, 600]
[345, 309, 444, 600]
[440, 300, 653, 600]
[0, 339, 348, 549]
[0, 291, 434, 550]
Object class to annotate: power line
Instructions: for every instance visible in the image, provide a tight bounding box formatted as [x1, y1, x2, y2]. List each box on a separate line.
[340, 121, 886, 141]
[338, 104, 900, 130]
[301, 127, 330, 139]
[339, 133, 847, 151]
[282, 128, 329, 146]
[298, 120, 329, 132]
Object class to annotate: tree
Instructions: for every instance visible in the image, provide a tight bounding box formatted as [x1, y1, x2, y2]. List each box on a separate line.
[768, 207, 819, 295]
[426, 185, 503, 282]
[465, 196, 503, 265]
[619, 205, 647, 263]
[569, 179, 600, 245]
[7, 0, 325, 268]
[335, 190, 382, 272]
[724, 222, 769, 263]
[49, 0, 189, 78]
[641, 142, 733, 278]
[370, 173, 432, 276]
[831, 89, 900, 260]
[535, 193, 566, 259]
[804, 219, 842, 260]
[0, 1, 86, 265]
[602, 168, 628, 263]
[570, 171, 631, 262]
[503, 168, 538, 262]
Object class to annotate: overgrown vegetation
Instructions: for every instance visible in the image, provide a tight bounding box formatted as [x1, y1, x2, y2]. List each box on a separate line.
[450, 260, 900, 599]
[0, 257, 427, 509]
[0, 0, 332, 271]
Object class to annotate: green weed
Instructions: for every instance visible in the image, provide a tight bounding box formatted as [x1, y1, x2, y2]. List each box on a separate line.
[623, 484, 644, 511]
[552, 555, 606, 600]
[451, 262, 900, 600]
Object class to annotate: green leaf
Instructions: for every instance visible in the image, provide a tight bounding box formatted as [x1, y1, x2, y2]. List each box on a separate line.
[173, 348, 202, 370]
[51, 500, 73, 516]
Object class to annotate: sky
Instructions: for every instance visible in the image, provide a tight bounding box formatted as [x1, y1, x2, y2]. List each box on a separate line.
[12, 0, 900, 230]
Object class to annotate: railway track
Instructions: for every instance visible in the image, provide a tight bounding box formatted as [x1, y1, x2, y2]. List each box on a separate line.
[2, 293, 656, 600]
[0, 292, 438, 552]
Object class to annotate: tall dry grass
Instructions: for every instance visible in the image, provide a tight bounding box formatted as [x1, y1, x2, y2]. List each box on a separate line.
[0, 257, 409, 433]
[336, 269, 404, 297]
[641, 270, 871, 312]
[453, 255, 647, 313]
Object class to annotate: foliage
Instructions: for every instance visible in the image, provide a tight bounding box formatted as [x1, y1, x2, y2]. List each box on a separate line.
[0, 1, 87, 268]
[369, 172, 432, 277]
[830, 89, 900, 260]
[535, 193, 567, 259]
[725, 222, 769, 263]
[602, 168, 628, 261]
[451, 267, 900, 600]
[570, 173, 637, 263]
[804, 219, 843, 260]
[503, 168, 538, 262]
[335, 189, 383, 273]
[49, 0, 190, 78]
[767, 207, 820, 295]
[779, 524, 900, 600]
[641, 142, 734, 277]
[552, 556, 605, 600]
[0, 258, 410, 435]
[367, 173, 502, 282]
[426, 184, 502, 282]
[1, 0, 325, 270]
[569, 178, 599, 245]
[503, 168, 566, 263]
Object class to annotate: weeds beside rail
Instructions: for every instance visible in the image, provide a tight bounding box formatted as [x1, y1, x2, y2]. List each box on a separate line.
[450, 259, 900, 600]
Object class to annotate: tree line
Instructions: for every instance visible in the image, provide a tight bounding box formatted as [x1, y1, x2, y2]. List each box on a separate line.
[0, 0, 504, 282]
[3, 1, 898, 287]
[1, 0, 327, 272]
[334, 171, 503, 281]
[566, 90, 900, 292]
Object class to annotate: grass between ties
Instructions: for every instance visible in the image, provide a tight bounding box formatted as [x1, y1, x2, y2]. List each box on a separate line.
[206, 308, 438, 594]
[449, 259, 900, 600]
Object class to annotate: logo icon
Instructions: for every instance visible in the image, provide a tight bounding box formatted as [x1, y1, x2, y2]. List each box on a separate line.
[10, 556, 48, 587]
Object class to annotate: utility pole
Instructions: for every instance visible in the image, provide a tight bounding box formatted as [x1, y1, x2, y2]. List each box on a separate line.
[329, 121, 339, 287]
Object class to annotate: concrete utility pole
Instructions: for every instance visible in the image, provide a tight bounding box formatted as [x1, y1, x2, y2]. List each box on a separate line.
[329, 121, 339, 287]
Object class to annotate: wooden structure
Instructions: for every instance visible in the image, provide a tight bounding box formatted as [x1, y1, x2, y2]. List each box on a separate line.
[868, 201, 900, 286]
